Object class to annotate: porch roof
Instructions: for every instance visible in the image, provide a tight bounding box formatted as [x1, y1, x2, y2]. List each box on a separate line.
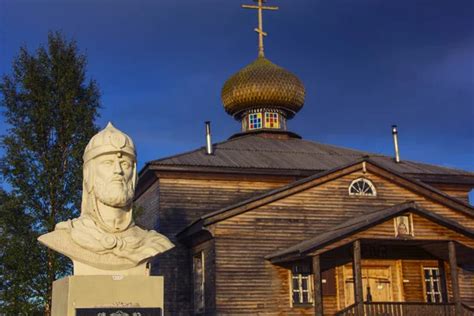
[265, 201, 474, 263]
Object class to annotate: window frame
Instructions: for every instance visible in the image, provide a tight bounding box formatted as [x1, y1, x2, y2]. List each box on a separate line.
[248, 112, 263, 130]
[290, 262, 314, 307]
[348, 178, 377, 197]
[423, 266, 443, 303]
[264, 111, 281, 129]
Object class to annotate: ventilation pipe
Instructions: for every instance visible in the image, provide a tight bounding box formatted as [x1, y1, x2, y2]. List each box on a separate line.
[392, 125, 400, 163]
[205, 121, 213, 155]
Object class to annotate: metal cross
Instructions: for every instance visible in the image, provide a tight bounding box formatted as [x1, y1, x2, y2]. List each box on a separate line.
[242, 0, 279, 57]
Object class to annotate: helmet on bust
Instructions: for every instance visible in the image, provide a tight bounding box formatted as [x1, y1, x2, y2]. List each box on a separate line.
[83, 122, 136, 163]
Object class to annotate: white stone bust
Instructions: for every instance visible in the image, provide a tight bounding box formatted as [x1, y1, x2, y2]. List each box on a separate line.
[38, 123, 174, 275]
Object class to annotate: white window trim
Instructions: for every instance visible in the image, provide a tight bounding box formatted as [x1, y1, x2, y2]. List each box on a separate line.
[423, 267, 443, 303]
[291, 267, 314, 306]
[348, 178, 377, 197]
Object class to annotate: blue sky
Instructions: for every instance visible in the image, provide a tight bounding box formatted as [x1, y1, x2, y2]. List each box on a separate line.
[1, 0, 473, 199]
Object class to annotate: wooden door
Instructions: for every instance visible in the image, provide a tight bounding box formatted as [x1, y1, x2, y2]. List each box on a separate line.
[344, 266, 393, 306]
[366, 267, 392, 302]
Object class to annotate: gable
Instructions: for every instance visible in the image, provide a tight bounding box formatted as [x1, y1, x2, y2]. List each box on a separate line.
[210, 163, 474, 236]
[177, 160, 474, 245]
[208, 170, 474, 254]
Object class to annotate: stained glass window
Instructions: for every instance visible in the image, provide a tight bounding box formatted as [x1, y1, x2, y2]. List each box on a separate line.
[264, 112, 280, 128]
[248, 113, 262, 130]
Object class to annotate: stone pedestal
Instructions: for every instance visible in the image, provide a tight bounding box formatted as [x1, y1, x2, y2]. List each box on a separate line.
[51, 275, 164, 316]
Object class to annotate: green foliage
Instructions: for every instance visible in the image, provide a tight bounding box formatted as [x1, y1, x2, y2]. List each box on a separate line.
[0, 190, 44, 314]
[0, 31, 100, 314]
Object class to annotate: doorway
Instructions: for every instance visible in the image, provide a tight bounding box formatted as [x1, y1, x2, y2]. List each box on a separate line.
[344, 265, 393, 306]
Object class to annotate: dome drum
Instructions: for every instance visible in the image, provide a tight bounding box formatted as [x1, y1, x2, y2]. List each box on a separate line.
[241, 108, 287, 132]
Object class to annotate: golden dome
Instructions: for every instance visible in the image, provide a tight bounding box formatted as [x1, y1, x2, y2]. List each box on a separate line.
[221, 57, 305, 118]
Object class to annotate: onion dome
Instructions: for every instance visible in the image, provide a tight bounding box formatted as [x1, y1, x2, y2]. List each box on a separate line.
[221, 57, 305, 119]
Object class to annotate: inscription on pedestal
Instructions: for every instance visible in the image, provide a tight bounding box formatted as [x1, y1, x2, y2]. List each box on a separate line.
[76, 308, 162, 316]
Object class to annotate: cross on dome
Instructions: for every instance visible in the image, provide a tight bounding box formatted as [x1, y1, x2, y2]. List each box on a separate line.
[242, 0, 279, 57]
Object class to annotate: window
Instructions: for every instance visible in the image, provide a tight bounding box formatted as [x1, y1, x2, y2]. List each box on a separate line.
[291, 262, 313, 305]
[193, 252, 205, 313]
[348, 178, 376, 196]
[264, 112, 280, 128]
[248, 113, 262, 130]
[424, 267, 443, 303]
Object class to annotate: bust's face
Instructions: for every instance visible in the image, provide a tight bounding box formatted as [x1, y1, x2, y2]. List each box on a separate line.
[93, 152, 135, 208]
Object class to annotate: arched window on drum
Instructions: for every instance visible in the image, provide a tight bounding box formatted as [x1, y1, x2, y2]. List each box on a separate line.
[348, 178, 377, 197]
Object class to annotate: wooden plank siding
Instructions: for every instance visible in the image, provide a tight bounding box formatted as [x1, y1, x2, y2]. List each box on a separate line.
[429, 183, 472, 204]
[401, 260, 428, 302]
[211, 169, 474, 315]
[460, 269, 474, 307]
[135, 180, 160, 230]
[323, 295, 338, 316]
[147, 176, 290, 315]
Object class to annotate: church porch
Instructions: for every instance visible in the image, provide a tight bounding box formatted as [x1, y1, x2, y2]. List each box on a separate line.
[272, 239, 474, 316]
[265, 203, 474, 316]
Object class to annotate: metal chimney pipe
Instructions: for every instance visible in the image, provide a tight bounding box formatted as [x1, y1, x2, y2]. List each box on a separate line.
[392, 125, 400, 163]
[205, 121, 213, 155]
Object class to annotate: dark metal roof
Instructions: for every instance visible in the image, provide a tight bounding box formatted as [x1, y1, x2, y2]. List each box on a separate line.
[147, 134, 474, 180]
[266, 202, 474, 262]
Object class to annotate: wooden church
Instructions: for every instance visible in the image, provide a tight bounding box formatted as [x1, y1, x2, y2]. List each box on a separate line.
[135, 1, 474, 315]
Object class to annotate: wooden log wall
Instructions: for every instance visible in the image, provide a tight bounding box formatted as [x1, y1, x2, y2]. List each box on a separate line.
[401, 260, 429, 302]
[459, 269, 474, 307]
[140, 175, 289, 315]
[135, 180, 160, 230]
[212, 169, 474, 315]
[428, 183, 472, 204]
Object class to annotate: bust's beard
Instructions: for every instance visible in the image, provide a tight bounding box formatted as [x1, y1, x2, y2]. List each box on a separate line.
[94, 178, 134, 208]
